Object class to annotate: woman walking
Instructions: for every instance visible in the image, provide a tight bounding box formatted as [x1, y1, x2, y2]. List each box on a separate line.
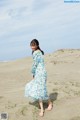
[24, 39, 53, 117]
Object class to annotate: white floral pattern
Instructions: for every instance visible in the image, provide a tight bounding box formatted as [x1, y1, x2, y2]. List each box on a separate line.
[24, 50, 49, 102]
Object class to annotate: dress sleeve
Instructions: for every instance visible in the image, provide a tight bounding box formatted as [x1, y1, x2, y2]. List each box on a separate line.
[31, 52, 42, 76]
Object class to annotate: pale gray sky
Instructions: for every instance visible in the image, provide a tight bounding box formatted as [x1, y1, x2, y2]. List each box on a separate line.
[0, 0, 80, 61]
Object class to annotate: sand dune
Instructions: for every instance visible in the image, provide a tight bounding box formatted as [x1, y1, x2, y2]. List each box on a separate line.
[0, 49, 80, 120]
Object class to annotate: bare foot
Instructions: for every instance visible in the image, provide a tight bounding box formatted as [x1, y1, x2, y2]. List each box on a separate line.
[39, 110, 44, 117]
[46, 104, 53, 111]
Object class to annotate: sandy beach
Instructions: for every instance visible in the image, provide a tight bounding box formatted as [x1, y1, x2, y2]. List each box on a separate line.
[0, 49, 80, 120]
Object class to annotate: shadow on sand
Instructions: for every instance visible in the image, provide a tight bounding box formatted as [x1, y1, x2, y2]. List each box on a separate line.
[29, 92, 58, 109]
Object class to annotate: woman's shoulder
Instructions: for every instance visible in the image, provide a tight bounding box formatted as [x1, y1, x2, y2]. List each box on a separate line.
[33, 50, 42, 56]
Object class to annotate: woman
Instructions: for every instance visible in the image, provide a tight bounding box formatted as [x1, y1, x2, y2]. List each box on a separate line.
[24, 39, 53, 117]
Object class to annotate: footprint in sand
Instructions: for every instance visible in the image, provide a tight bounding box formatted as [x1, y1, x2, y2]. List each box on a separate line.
[0, 96, 4, 99]
[70, 116, 80, 120]
[5, 101, 17, 109]
[16, 105, 28, 116]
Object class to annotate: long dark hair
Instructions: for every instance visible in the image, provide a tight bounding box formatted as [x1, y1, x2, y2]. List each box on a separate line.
[30, 39, 44, 55]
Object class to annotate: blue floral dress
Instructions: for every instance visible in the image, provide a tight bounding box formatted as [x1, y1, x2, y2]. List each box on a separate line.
[24, 50, 49, 102]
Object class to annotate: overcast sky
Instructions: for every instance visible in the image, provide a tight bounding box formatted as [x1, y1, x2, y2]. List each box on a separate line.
[0, 0, 80, 61]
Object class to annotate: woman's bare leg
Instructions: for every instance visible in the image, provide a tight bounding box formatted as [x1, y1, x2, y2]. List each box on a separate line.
[39, 100, 44, 116]
[46, 99, 53, 110]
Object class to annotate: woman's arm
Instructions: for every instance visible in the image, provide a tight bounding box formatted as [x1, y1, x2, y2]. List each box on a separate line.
[31, 52, 41, 76]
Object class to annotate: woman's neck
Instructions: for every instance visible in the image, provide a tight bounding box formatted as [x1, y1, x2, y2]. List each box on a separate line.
[35, 49, 40, 51]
